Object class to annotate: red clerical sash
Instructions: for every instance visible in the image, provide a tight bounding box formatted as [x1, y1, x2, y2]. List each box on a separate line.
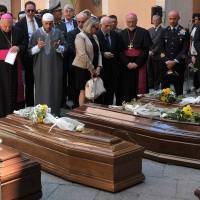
[125, 48, 142, 57]
[0, 49, 9, 60]
[124, 48, 147, 94]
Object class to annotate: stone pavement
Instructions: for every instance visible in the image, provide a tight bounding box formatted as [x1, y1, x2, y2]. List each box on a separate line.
[41, 159, 200, 200]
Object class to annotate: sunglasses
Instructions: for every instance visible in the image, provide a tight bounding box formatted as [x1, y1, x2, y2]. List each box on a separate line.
[26, 9, 36, 13]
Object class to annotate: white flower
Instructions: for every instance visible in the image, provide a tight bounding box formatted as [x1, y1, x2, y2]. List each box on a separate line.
[179, 29, 186, 35]
[76, 125, 84, 132]
[161, 113, 168, 118]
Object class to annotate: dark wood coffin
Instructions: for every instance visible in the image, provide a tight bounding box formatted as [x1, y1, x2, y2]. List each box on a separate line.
[0, 114, 144, 192]
[66, 103, 200, 169]
[0, 144, 42, 200]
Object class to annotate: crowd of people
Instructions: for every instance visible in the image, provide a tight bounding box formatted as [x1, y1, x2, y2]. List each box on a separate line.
[0, 1, 200, 117]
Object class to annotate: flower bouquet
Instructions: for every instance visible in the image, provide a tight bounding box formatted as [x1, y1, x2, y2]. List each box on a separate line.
[14, 105, 85, 132]
[122, 100, 164, 117]
[161, 105, 200, 123]
[14, 104, 50, 124]
[159, 88, 176, 103]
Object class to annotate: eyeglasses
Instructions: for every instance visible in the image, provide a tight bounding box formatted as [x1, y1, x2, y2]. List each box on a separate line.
[26, 9, 36, 13]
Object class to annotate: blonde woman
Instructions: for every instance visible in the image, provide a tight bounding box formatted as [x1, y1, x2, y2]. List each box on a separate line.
[73, 17, 102, 106]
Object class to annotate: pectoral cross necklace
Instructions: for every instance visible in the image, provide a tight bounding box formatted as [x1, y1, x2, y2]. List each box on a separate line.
[127, 28, 136, 49]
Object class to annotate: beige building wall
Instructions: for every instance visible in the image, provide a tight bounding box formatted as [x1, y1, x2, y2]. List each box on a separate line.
[21, 0, 49, 10]
[193, 0, 200, 13]
[165, 0, 193, 28]
[105, 0, 157, 29]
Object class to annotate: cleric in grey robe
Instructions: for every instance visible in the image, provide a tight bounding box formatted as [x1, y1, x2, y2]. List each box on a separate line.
[29, 13, 67, 115]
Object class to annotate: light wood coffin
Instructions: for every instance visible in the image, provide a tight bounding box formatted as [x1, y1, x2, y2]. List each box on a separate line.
[0, 114, 144, 192]
[0, 144, 42, 200]
[66, 103, 200, 168]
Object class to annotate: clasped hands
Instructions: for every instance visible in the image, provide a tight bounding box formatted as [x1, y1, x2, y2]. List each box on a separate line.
[165, 60, 176, 70]
[90, 66, 102, 77]
[127, 62, 138, 70]
[104, 52, 114, 59]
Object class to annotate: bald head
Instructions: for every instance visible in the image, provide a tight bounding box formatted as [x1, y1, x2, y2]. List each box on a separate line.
[126, 13, 138, 30]
[100, 16, 112, 33]
[168, 10, 180, 27]
[76, 12, 88, 29]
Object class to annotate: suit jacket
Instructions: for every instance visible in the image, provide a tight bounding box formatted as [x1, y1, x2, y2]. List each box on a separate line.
[66, 28, 81, 69]
[194, 25, 200, 56]
[160, 25, 189, 63]
[15, 16, 42, 43]
[67, 28, 81, 56]
[96, 29, 120, 73]
[15, 16, 42, 62]
[160, 25, 190, 75]
[148, 25, 164, 58]
[72, 32, 102, 71]
[61, 18, 77, 35]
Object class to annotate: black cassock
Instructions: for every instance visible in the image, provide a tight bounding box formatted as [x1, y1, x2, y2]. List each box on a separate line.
[119, 27, 152, 104]
[0, 26, 26, 117]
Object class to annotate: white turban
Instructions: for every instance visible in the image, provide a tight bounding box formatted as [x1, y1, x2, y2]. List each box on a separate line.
[42, 13, 54, 21]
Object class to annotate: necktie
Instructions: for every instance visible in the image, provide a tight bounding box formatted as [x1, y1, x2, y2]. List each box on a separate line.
[30, 19, 36, 33]
[105, 33, 111, 49]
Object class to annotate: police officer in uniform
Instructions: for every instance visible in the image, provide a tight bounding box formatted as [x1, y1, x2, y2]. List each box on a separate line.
[49, 1, 67, 40]
[160, 10, 189, 95]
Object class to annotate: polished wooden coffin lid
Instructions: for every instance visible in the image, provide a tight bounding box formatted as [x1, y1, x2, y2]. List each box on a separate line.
[0, 115, 144, 163]
[0, 144, 41, 183]
[71, 103, 200, 142]
[0, 144, 20, 162]
[66, 103, 200, 168]
[0, 115, 144, 192]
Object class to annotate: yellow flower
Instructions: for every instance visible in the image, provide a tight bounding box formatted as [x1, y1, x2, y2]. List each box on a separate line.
[41, 104, 48, 112]
[160, 95, 166, 102]
[163, 88, 171, 95]
[37, 117, 43, 123]
[182, 105, 192, 117]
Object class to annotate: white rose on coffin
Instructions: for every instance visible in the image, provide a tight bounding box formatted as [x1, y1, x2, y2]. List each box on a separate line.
[178, 29, 186, 36]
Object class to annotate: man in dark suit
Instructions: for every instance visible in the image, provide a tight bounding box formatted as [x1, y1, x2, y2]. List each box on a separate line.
[15, 1, 42, 106]
[160, 10, 189, 95]
[148, 15, 164, 90]
[67, 12, 88, 108]
[96, 16, 121, 105]
[61, 4, 78, 107]
[194, 24, 200, 93]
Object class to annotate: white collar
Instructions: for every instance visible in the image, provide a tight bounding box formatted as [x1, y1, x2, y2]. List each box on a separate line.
[65, 18, 73, 23]
[26, 15, 35, 22]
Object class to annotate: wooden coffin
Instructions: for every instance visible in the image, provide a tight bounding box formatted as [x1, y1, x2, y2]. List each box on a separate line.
[66, 103, 200, 168]
[0, 114, 144, 192]
[0, 144, 42, 200]
[140, 95, 200, 111]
